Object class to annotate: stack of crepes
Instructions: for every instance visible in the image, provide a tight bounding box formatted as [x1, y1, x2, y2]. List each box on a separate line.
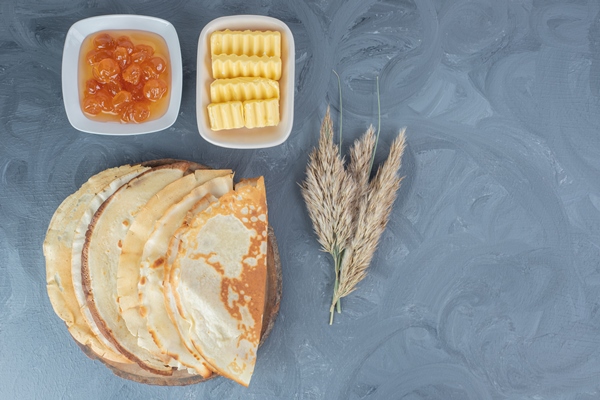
[44, 159, 269, 386]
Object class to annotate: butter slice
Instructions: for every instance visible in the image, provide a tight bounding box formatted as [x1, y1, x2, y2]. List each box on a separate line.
[212, 55, 282, 80]
[207, 101, 244, 131]
[211, 30, 281, 57]
[243, 99, 280, 129]
[210, 78, 280, 103]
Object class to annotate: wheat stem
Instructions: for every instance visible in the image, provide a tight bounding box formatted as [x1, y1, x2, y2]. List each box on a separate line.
[336, 250, 342, 313]
[369, 76, 381, 174]
[329, 303, 335, 325]
[329, 247, 344, 324]
[332, 70, 343, 154]
[330, 251, 338, 324]
[330, 276, 338, 324]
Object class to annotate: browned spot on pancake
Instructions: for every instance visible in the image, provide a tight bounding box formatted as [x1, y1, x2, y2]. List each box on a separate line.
[221, 277, 242, 321]
[205, 253, 224, 276]
[218, 234, 267, 347]
[236, 224, 268, 345]
[117, 239, 122, 248]
[151, 256, 165, 269]
[149, 329, 162, 348]
[139, 306, 148, 318]
[116, 297, 122, 311]
[123, 220, 129, 227]
[140, 276, 146, 285]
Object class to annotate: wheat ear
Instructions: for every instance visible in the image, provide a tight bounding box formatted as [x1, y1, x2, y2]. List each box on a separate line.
[301, 107, 356, 254]
[332, 128, 407, 307]
[348, 125, 376, 199]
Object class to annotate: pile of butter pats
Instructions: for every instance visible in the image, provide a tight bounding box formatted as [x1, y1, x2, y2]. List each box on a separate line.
[207, 30, 282, 130]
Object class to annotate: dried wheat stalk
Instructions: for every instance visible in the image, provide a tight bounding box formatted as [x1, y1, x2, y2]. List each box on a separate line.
[348, 126, 375, 200]
[300, 108, 358, 318]
[332, 128, 407, 310]
[301, 107, 356, 255]
[302, 102, 407, 323]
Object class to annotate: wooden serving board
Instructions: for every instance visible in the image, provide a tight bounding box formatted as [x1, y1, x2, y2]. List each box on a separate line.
[76, 227, 282, 386]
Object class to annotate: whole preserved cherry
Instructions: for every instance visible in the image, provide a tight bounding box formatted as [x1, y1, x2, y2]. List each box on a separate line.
[116, 36, 134, 54]
[83, 90, 112, 114]
[86, 49, 112, 65]
[131, 51, 148, 64]
[134, 44, 154, 56]
[93, 33, 115, 50]
[85, 79, 102, 95]
[113, 46, 130, 69]
[123, 80, 145, 101]
[92, 58, 121, 84]
[131, 44, 155, 64]
[112, 90, 133, 112]
[95, 89, 113, 112]
[143, 79, 168, 101]
[104, 78, 123, 96]
[142, 57, 166, 80]
[82, 96, 102, 115]
[121, 102, 150, 123]
[122, 64, 142, 85]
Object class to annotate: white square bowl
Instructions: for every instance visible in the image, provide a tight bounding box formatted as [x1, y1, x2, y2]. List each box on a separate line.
[196, 15, 295, 149]
[62, 15, 182, 135]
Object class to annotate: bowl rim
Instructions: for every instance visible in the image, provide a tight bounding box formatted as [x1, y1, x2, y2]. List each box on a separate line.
[196, 15, 295, 149]
[62, 14, 183, 135]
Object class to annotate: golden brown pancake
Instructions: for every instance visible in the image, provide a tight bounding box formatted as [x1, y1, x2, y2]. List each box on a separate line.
[45, 163, 148, 363]
[82, 162, 199, 375]
[167, 177, 268, 386]
[116, 169, 232, 377]
[139, 175, 234, 376]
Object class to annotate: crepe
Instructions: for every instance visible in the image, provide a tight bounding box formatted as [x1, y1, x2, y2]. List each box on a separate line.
[162, 194, 220, 372]
[139, 176, 233, 374]
[46, 159, 273, 385]
[117, 169, 232, 377]
[167, 177, 268, 386]
[81, 162, 199, 375]
[45, 163, 148, 363]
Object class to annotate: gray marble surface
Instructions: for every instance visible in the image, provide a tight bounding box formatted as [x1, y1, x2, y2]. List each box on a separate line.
[2, 0, 600, 399]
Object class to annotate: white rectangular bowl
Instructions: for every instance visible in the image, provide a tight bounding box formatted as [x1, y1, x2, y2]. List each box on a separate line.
[62, 15, 182, 135]
[196, 15, 295, 149]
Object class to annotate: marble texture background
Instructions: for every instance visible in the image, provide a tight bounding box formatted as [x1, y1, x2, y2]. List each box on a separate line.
[2, 0, 600, 398]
